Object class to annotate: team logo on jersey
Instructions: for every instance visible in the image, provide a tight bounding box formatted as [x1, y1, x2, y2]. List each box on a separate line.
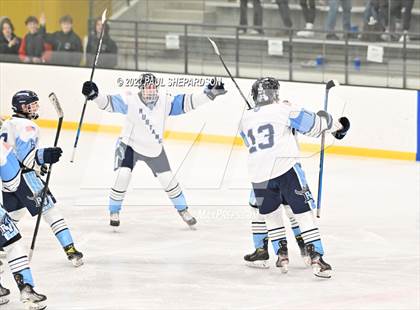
[0, 214, 16, 238]
[295, 185, 314, 204]
[27, 190, 48, 209]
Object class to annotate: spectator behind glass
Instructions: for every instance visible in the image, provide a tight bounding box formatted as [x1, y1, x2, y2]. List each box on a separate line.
[275, 0, 293, 35]
[389, 0, 415, 42]
[297, 0, 316, 38]
[0, 18, 21, 62]
[43, 15, 83, 66]
[325, 0, 352, 40]
[239, 0, 264, 35]
[18, 15, 52, 63]
[86, 18, 118, 68]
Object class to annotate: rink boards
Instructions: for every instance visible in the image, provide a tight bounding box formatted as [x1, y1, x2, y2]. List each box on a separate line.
[0, 62, 419, 161]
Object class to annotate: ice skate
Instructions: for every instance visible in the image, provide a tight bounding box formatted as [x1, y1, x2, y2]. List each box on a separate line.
[178, 208, 197, 229]
[110, 212, 120, 231]
[275, 240, 289, 273]
[306, 244, 332, 278]
[0, 283, 10, 305]
[296, 236, 311, 267]
[19, 284, 47, 310]
[64, 243, 84, 267]
[244, 239, 269, 269]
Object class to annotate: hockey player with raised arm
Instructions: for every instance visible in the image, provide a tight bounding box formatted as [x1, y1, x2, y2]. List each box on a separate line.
[239, 77, 350, 278]
[1, 90, 84, 267]
[0, 139, 47, 310]
[82, 73, 227, 229]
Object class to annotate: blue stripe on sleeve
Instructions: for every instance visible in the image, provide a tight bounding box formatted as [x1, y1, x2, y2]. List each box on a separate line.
[289, 109, 316, 134]
[169, 95, 185, 116]
[110, 95, 128, 114]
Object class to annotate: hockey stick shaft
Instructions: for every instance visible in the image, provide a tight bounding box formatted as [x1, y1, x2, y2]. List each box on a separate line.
[316, 80, 337, 218]
[29, 94, 64, 261]
[208, 37, 252, 109]
[71, 9, 107, 163]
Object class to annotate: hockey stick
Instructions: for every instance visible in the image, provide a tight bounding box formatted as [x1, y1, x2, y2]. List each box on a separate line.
[71, 9, 108, 163]
[208, 37, 252, 109]
[316, 80, 338, 218]
[29, 93, 64, 261]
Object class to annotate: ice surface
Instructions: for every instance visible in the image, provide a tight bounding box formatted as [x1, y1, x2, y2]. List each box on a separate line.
[1, 129, 419, 310]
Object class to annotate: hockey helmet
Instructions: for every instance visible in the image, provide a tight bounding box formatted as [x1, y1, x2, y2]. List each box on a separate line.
[12, 90, 40, 119]
[251, 77, 280, 106]
[138, 73, 159, 109]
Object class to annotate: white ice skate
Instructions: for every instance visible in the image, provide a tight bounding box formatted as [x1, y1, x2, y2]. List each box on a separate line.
[178, 208, 197, 229]
[306, 244, 332, 279]
[275, 240, 289, 273]
[20, 284, 47, 310]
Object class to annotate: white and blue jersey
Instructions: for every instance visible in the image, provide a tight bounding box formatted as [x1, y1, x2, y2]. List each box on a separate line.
[239, 100, 341, 183]
[0, 117, 43, 170]
[93, 90, 211, 157]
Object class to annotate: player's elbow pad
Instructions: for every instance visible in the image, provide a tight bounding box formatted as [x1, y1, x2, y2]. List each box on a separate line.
[304, 110, 332, 137]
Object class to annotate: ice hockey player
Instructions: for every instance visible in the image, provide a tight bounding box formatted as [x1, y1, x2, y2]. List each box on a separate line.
[0, 90, 84, 267]
[239, 77, 350, 278]
[82, 73, 227, 230]
[244, 190, 310, 271]
[0, 139, 47, 310]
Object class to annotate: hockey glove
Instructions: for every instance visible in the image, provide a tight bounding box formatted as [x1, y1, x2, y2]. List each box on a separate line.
[332, 117, 350, 140]
[204, 78, 227, 100]
[82, 81, 99, 100]
[36, 147, 63, 165]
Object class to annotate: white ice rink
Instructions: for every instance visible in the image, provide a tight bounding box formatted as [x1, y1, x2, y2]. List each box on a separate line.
[1, 129, 419, 310]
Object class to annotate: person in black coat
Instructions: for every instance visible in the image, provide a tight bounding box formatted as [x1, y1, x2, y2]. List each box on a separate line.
[86, 17, 118, 68]
[0, 18, 21, 62]
[45, 15, 83, 66]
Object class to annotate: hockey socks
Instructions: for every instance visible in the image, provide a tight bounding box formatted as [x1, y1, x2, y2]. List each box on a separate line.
[43, 207, 73, 248]
[4, 243, 34, 288]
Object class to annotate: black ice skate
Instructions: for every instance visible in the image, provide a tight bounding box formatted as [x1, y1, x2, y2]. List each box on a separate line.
[305, 244, 332, 279]
[296, 235, 311, 267]
[244, 238, 269, 269]
[178, 208, 197, 229]
[19, 284, 47, 310]
[110, 212, 120, 231]
[64, 243, 84, 267]
[0, 283, 10, 305]
[275, 239, 289, 273]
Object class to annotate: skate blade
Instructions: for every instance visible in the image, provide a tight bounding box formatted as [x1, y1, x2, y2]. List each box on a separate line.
[0, 296, 10, 305]
[187, 223, 197, 231]
[70, 258, 84, 268]
[245, 261, 270, 269]
[23, 300, 47, 310]
[312, 265, 331, 279]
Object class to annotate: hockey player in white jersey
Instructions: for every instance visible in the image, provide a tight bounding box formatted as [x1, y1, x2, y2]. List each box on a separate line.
[0, 139, 47, 310]
[82, 73, 227, 229]
[240, 77, 350, 278]
[1, 90, 84, 267]
[244, 190, 310, 270]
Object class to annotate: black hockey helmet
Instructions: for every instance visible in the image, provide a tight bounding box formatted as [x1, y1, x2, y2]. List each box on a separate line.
[251, 77, 280, 106]
[12, 90, 40, 119]
[138, 73, 159, 108]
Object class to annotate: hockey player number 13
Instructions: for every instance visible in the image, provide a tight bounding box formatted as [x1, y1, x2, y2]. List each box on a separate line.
[247, 124, 274, 153]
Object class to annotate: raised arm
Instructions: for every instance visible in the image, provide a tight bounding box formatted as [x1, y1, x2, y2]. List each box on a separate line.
[82, 81, 128, 114]
[168, 78, 227, 116]
[288, 107, 350, 140]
